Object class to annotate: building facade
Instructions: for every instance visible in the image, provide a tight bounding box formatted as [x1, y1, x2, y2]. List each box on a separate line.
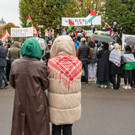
[0, 18, 6, 27]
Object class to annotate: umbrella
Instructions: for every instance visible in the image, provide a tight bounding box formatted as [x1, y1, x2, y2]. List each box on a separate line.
[125, 36, 135, 46]
[91, 34, 113, 42]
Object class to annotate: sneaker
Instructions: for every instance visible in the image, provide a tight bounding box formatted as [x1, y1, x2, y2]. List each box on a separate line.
[100, 85, 104, 88]
[128, 86, 131, 89]
[111, 87, 114, 89]
[88, 79, 92, 82]
[123, 86, 128, 89]
[104, 85, 108, 88]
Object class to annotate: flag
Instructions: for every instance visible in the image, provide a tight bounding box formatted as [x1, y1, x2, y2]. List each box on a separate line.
[32, 25, 37, 35]
[26, 15, 32, 26]
[84, 9, 97, 23]
[0, 30, 10, 42]
[95, 29, 111, 36]
[67, 19, 74, 31]
[74, 32, 82, 39]
[37, 24, 44, 29]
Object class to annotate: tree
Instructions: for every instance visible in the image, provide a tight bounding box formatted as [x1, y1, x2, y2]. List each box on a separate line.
[103, 0, 135, 34]
[0, 27, 3, 37]
[78, 0, 105, 16]
[3, 23, 16, 34]
[19, 0, 80, 28]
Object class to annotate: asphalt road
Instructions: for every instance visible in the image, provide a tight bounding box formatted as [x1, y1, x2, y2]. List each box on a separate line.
[0, 82, 135, 135]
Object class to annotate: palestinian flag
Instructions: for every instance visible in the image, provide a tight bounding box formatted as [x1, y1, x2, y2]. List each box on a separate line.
[74, 32, 82, 39]
[37, 24, 44, 29]
[84, 9, 97, 23]
[67, 19, 74, 31]
[26, 15, 32, 26]
[0, 30, 10, 42]
[95, 29, 111, 36]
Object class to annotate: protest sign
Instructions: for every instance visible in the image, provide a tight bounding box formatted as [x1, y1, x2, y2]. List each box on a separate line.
[85, 30, 93, 37]
[62, 16, 101, 26]
[11, 27, 33, 37]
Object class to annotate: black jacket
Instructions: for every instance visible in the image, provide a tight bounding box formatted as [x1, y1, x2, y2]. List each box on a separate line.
[78, 44, 90, 63]
[0, 45, 7, 67]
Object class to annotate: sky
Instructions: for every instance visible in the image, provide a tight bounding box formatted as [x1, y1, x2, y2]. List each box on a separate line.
[0, 0, 21, 26]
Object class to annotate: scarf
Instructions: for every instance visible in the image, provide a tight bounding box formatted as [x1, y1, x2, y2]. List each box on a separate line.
[109, 49, 122, 67]
[48, 55, 82, 89]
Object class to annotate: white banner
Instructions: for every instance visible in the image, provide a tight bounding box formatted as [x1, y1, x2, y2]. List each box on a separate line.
[122, 34, 135, 50]
[11, 27, 33, 37]
[85, 30, 93, 37]
[62, 16, 101, 26]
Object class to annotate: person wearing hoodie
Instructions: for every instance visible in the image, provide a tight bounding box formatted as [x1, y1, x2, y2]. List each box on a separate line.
[75, 41, 80, 53]
[48, 35, 82, 135]
[10, 38, 50, 135]
[123, 45, 135, 89]
[7, 41, 21, 62]
[109, 43, 123, 90]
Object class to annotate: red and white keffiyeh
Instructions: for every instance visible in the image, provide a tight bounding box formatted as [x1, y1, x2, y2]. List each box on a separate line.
[48, 55, 82, 88]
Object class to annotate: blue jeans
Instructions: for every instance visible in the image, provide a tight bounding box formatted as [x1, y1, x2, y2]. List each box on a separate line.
[82, 62, 88, 83]
[0, 67, 8, 87]
[45, 36, 48, 43]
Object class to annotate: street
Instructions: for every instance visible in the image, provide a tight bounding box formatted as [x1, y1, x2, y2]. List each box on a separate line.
[0, 83, 135, 135]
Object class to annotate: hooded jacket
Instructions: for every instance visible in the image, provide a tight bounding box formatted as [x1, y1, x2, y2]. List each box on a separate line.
[10, 38, 50, 135]
[48, 36, 81, 125]
[7, 41, 21, 62]
[75, 41, 80, 52]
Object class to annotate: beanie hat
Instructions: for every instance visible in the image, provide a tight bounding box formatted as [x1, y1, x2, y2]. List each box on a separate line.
[21, 38, 42, 60]
[0, 40, 3, 45]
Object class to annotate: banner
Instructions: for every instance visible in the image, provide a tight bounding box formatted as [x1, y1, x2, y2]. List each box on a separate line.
[11, 27, 33, 37]
[85, 30, 93, 37]
[122, 34, 135, 50]
[62, 16, 101, 26]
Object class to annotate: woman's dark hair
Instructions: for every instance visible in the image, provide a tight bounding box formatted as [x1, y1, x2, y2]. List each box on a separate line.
[95, 40, 98, 44]
[102, 42, 109, 51]
[125, 45, 131, 52]
[88, 41, 95, 48]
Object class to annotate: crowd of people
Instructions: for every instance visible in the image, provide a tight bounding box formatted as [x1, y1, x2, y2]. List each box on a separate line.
[0, 21, 135, 135]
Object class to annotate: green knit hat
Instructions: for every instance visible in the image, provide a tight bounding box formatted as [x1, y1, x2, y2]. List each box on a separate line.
[21, 38, 42, 60]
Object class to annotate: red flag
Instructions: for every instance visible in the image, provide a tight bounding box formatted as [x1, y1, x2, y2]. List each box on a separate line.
[74, 32, 78, 39]
[90, 9, 97, 16]
[0, 30, 10, 42]
[28, 15, 31, 21]
[69, 19, 74, 25]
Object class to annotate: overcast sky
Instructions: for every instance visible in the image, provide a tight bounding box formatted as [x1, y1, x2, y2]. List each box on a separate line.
[0, 0, 20, 26]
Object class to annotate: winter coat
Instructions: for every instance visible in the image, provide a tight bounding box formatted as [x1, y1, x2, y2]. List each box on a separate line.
[97, 50, 110, 82]
[75, 41, 80, 52]
[0, 44, 7, 67]
[48, 36, 81, 125]
[7, 41, 21, 62]
[88, 47, 98, 63]
[10, 38, 50, 135]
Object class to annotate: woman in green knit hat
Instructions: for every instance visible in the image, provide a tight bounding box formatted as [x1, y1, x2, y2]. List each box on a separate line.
[10, 38, 50, 135]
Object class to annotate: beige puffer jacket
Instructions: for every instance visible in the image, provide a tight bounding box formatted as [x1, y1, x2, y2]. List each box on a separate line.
[48, 36, 81, 125]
